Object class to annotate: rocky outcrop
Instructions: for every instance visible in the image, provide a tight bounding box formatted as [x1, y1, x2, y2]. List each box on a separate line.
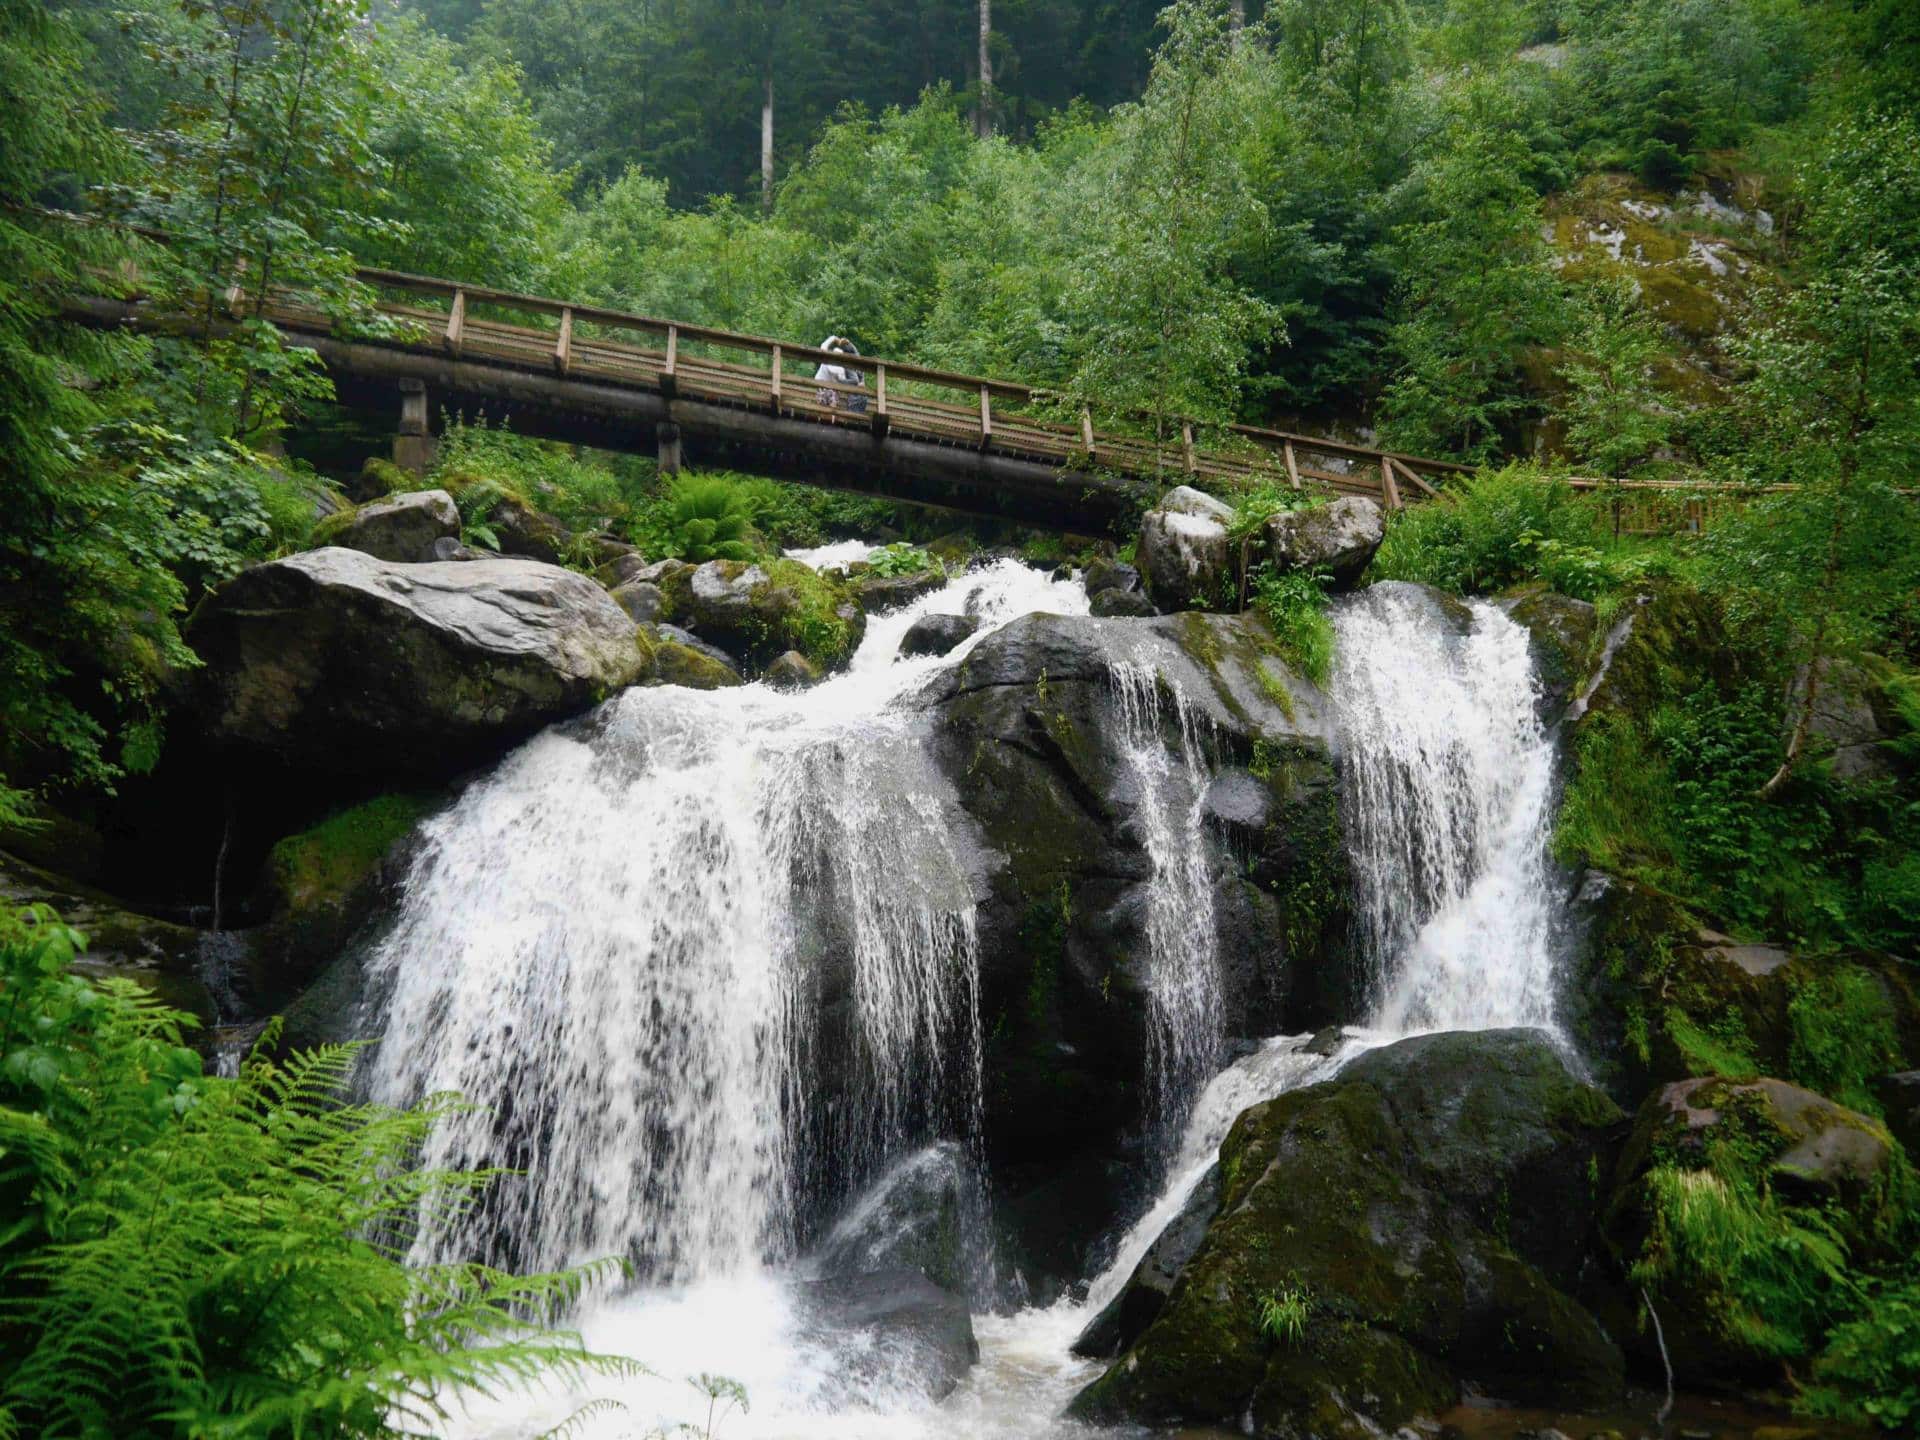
[186, 548, 646, 779]
[312, 488, 459, 563]
[610, 579, 666, 623]
[1501, 583, 1597, 721]
[1137, 486, 1235, 613]
[917, 609, 1350, 1288]
[899, 613, 978, 657]
[1071, 1030, 1627, 1437]
[764, 650, 823, 688]
[1265, 496, 1383, 588]
[671, 558, 866, 673]
[811, 1142, 987, 1297]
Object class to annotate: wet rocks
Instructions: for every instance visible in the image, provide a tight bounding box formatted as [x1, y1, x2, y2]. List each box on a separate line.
[1070, 1029, 1627, 1436]
[672, 558, 865, 673]
[1265, 495, 1384, 588]
[854, 568, 949, 613]
[644, 624, 743, 689]
[899, 613, 978, 657]
[1501, 584, 1598, 721]
[794, 1269, 979, 1401]
[811, 1142, 986, 1296]
[312, 488, 459, 563]
[610, 579, 666, 623]
[1137, 486, 1235, 613]
[1072, 1163, 1221, 1359]
[1875, 1070, 1920, 1155]
[764, 649, 822, 688]
[186, 548, 646, 779]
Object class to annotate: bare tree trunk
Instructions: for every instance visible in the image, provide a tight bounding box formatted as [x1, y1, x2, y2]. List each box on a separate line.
[975, 0, 993, 139]
[760, 57, 775, 213]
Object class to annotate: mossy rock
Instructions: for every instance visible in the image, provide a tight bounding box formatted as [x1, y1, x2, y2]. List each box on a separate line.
[650, 636, 744, 690]
[1072, 1030, 1626, 1432]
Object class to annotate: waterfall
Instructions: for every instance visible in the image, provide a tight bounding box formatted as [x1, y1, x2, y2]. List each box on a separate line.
[1328, 581, 1562, 1036]
[1108, 660, 1220, 1131]
[363, 558, 1084, 1283]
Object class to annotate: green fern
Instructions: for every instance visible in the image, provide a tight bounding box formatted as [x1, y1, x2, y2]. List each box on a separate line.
[0, 902, 641, 1438]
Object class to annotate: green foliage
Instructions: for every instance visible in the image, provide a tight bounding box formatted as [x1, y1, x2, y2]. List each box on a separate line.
[1251, 567, 1334, 688]
[1256, 1281, 1312, 1346]
[865, 544, 939, 578]
[1787, 967, 1899, 1115]
[266, 794, 436, 912]
[758, 558, 862, 669]
[1803, 1275, 1920, 1433]
[1555, 275, 1675, 477]
[1368, 467, 1626, 597]
[434, 417, 645, 537]
[1227, 483, 1311, 543]
[635, 477, 760, 564]
[0, 902, 638, 1437]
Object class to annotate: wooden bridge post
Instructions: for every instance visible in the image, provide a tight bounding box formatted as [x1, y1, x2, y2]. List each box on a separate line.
[392, 379, 436, 475]
[656, 421, 683, 477]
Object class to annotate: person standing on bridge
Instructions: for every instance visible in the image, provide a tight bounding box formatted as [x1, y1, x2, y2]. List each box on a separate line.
[813, 336, 867, 415]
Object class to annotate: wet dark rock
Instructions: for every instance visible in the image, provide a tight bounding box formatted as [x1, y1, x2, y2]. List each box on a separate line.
[1082, 558, 1143, 600]
[313, 488, 459, 563]
[1501, 585, 1598, 722]
[1874, 1070, 1920, 1156]
[918, 611, 1349, 1290]
[855, 568, 949, 613]
[489, 493, 573, 565]
[186, 549, 645, 779]
[899, 613, 979, 658]
[1265, 495, 1384, 589]
[1071, 1029, 1627, 1436]
[1072, 1163, 1220, 1359]
[794, 1268, 979, 1402]
[1090, 587, 1157, 618]
[645, 624, 744, 689]
[811, 1142, 986, 1296]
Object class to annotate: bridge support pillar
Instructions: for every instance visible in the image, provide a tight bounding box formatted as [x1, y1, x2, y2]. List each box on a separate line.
[393, 379, 437, 475]
[656, 421, 683, 476]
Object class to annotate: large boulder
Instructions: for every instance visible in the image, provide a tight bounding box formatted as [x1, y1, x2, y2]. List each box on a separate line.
[1264, 496, 1384, 589]
[1071, 1030, 1627, 1437]
[311, 488, 459, 563]
[854, 568, 949, 613]
[677, 558, 866, 672]
[186, 548, 646, 779]
[1137, 486, 1236, 613]
[810, 1142, 989, 1297]
[1500, 584, 1598, 722]
[917, 609, 1350, 1290]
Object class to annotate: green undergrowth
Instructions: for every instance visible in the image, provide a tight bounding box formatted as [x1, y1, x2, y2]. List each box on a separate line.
[1250, 568, 1333, 688]
[0, 901, 637, 1437]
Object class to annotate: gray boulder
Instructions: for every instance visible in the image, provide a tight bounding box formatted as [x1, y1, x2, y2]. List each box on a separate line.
[187, 548, 645, 778]
[856, 569, 948, 613]
[649, 624, 744, 688]
[1137, 486, 1236, 614]
[319, 488, 459, 563]
[610, 580, 666, 624]
[899, 613, 979, 657]
[1265, 495, 1384, 588]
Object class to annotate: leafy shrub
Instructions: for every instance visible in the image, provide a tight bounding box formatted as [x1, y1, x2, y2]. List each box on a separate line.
[434, 417, 644, 536]
[1252, 566, 1334, 687]
[865, 543, 938, 578]
[635, 476, 759, 563]
[1368, 467, 1616, 597]
[0, 902, 636, 1437]
[1788, 967, 1899, 1115]
[1803, 1275, 1920, 1433]
[1227, 483, 1311, 543]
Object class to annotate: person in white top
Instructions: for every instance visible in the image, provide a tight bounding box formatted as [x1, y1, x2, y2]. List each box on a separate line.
[812, 335, 867, 414]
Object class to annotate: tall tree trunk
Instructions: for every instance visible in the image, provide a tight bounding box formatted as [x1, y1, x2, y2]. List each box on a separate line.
[760, 57, 774, 213]
[975, 0, 993, 139]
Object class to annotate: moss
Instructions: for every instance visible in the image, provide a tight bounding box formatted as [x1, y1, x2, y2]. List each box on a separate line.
[650, 639, 742, 690]
[266, 795, 434, 916]
[752, 558, 863, 669]
[358, 457, 413, 498]
[309, 506, 360, 549]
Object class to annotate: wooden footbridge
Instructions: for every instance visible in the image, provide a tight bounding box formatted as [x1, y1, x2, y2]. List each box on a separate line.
[66, 249, 1729, 532]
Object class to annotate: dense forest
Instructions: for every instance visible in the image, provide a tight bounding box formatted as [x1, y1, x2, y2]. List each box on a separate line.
[2, 0, 1919, 1434]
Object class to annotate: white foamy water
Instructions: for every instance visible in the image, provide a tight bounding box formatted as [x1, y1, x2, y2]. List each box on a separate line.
[1329, 581, 1563, 1036]
[785, 537, 881, 570]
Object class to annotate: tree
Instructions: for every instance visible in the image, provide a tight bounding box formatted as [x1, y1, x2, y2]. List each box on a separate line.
[1556, 274, 1674, 477]
[1702, 114, 1920, 795]
[1378, 72, 1567, 459]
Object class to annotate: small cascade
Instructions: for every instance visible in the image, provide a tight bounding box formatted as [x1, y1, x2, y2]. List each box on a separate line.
[1108, 660, 1220, 1132]
[1328, 582, 1563, 1036]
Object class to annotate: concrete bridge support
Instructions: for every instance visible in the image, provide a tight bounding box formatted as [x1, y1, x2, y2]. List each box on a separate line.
[392, 379, 437, 475]
[656, 421, 683, 477]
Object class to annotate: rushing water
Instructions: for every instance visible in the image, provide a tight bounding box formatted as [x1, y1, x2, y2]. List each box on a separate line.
[367, 561, 1566, 1437]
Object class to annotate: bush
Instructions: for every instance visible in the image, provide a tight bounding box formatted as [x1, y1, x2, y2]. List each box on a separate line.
[1252, 566, 1334, 687]
[0, 903, 636, 1437]
[1788, 967, 1900, 1115]
[633, 475, 759, 563]
[1804, 1275, 1920, 1433]
[865, 543, 938, 578]
[1367, 466, 1619, 597]
[433, 417, 645, 536]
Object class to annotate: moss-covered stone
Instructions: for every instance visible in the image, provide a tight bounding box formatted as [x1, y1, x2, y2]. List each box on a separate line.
[265, 795, 434, 918]
[650, 636, 744, 689]
[1072, 1030, 1626, 1432]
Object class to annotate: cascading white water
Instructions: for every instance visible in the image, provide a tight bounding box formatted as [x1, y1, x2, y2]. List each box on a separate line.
[1108, 660, 1220, 1130]
[1329, 581, 1563, 1037]
[364, 558, 1084, 1283]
